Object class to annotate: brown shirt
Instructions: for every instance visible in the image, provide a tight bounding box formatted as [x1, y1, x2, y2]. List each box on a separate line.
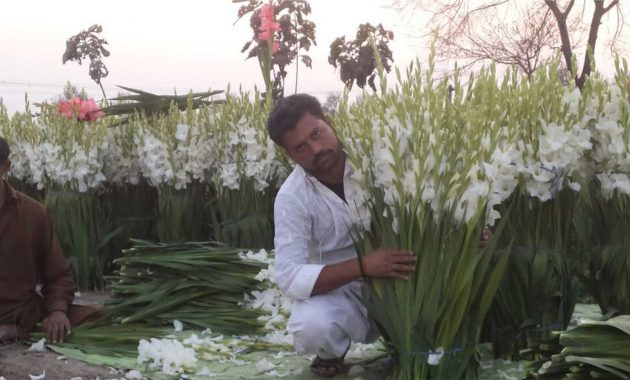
[0, 181, 75, 324]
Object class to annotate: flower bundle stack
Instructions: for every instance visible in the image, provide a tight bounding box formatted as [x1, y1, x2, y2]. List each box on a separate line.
[338, 59, 511, 379]
[106, 240, 268, 334]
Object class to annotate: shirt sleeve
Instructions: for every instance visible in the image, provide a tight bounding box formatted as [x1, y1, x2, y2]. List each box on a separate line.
[38, 207, 75, 315]
[273, 192, 324, 300]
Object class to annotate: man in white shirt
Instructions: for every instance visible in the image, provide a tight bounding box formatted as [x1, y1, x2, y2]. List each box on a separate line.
[268, 94, 417, 377]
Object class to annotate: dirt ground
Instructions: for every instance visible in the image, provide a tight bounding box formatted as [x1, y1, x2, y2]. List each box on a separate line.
[0, 343, 117, 380]
[0, 292, 118, 380]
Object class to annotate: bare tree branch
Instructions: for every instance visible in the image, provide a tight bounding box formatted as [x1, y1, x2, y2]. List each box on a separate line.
[393, 0, 625, 89]
[564, 0, 576, 17]
[603, 0, 620, 14]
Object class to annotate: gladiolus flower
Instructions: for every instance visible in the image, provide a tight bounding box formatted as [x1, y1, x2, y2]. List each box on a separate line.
[80, 98, 105, 121]
[57, 97, 104, 122]
[258, 3, 281, 43]
[58, 100, 74, 118]
[259, 3, 273, 20]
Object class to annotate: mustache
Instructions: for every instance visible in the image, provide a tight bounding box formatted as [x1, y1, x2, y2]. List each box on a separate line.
[313, 149, 334, 166]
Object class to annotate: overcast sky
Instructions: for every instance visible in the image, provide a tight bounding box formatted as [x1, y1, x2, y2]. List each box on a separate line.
[0, 1, 626, 115]
[0, 0, 431, 114]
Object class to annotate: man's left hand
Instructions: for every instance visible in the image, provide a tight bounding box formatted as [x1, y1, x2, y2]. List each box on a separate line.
[43, 310, 71, 343]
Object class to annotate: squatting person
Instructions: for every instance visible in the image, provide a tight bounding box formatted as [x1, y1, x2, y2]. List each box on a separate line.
[0, 136, 101, 345]
[267, 94, 418, 377]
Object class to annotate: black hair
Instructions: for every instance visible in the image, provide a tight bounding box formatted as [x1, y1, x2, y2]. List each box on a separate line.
[0, 136, 9, 164]
[267, 93, 329, 147]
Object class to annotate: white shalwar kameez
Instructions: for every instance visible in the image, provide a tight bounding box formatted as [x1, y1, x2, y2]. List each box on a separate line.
[274, 161, 376, 359]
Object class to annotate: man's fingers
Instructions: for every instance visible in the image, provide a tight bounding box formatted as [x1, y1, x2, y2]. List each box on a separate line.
[392, 250, 414, 256]
[45, 323, 53, 342]
[43, 319, 52, 341]
[394, 256, 417, 263]
[51, 323, 60, 343]
[60, 322, 69, 342]
[392, 264, 416, 272]
[391, 273, 410, 281]
[55, 323, 63, 343]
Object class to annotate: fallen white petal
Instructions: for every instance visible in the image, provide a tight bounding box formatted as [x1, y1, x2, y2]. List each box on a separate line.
[273, 351, 287, 359]
[125, 370, 143, 379]
[195, 366, 218, 377]
[56, 356, 67, 361]
[427, 347, 445, 366]
[255, 358, 276, 373]
[173, 319, 184, 332]
[28, 338, 46, 352]
[69, 377, 81, 380]
[267, 369, 289, 378]
[29, 371, 45, 380]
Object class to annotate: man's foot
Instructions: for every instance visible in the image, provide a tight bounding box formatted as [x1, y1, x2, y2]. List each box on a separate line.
[0, 324, 24, 345]
[310, 356, 345, 378]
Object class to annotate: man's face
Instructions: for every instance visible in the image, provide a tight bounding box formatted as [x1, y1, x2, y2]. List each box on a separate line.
[280, 112, 343, 177]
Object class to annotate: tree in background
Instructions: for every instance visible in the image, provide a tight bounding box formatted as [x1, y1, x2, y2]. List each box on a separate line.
[545, 0, 622, 88]
[328, 23, 394, 92]
[322, 92, 341, 115]
[425, 4, 577, 78]
[392, 0, 625, 89]
[62, 24, 111, 104]
[54, 81, 89, 103]
[234, 0, 316, 100]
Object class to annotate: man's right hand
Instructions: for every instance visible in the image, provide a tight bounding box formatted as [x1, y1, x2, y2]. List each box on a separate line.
[363, 248, 417, 280]
[43, 310, 71, 343]
[311, 248, 417, 296]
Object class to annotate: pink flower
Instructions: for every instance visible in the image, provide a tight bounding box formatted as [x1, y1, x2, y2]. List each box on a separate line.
[258, 3, 281, 42]
[58, 100, 74, 118]
[272, 41, 279, 53]
[259, 3, 273, 20]
[79, 98, 105, 121]
[57, 97, 104, 122]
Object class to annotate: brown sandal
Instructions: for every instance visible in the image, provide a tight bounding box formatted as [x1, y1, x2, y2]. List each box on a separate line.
[310, 355, 345, 378]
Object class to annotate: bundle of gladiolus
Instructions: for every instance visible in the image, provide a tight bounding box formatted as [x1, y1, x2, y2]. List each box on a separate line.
[32, 247, 295, 379]
[338, 56, 512, 379]
[106, 240, 270, 335]
[572, 62, 630, 317]
[335, 51, 623, 378]
[525, 316, 630, 379]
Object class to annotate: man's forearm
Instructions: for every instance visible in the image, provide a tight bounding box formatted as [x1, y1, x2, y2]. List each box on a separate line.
[311, 258, 362, 296]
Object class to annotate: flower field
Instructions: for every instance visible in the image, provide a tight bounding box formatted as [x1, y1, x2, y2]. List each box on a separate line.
[2, 57, 630, 378]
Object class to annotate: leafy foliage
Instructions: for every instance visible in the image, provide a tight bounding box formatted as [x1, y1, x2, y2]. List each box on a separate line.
[62, 24, 110, 86]
[101, 86, 224, 126]
[235, 0, 317, 98]
[328, 23, 394, 91]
